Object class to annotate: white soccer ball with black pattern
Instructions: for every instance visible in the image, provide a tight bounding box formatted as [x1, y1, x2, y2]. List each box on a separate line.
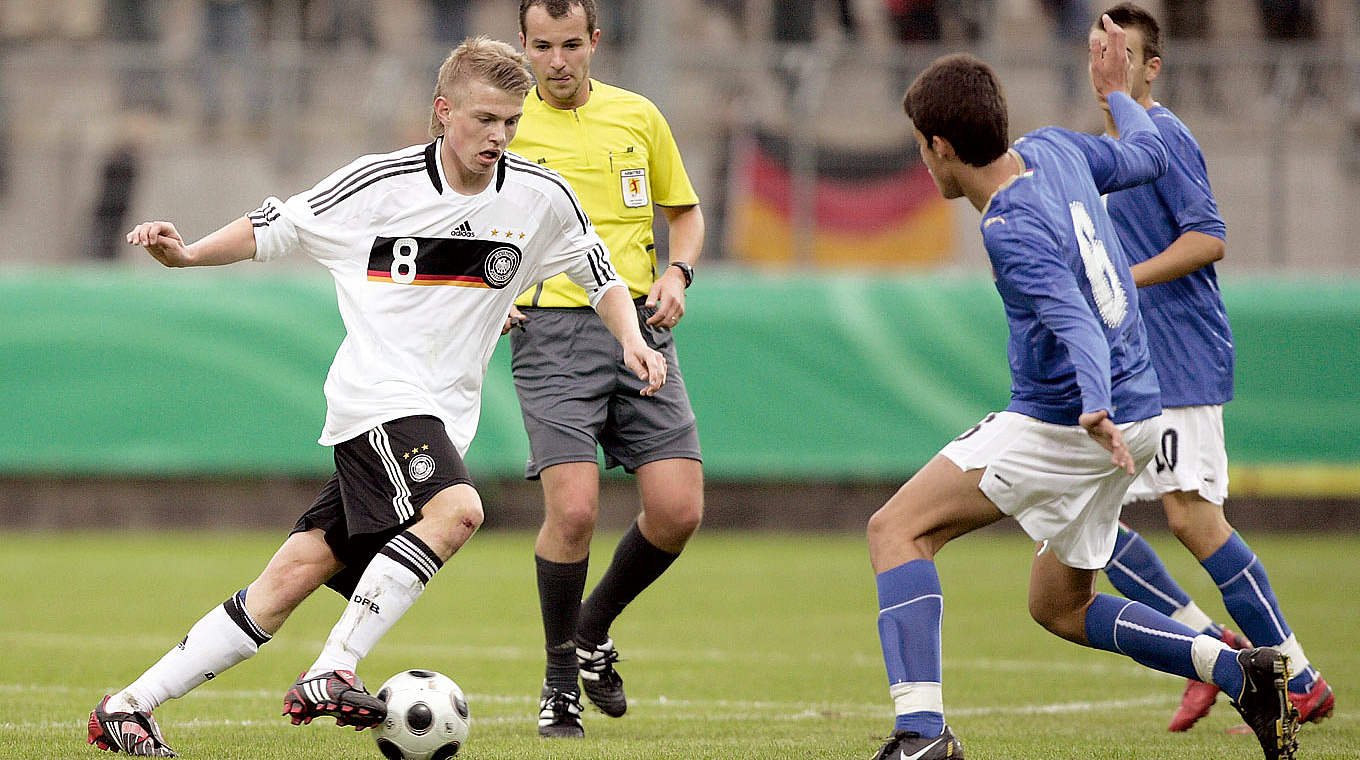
[372, 669, 470, 760]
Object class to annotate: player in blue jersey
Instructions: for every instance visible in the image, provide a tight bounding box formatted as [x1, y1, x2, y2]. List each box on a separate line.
[865, 19, 1297, 760]
[1087, 3, 1333, 732]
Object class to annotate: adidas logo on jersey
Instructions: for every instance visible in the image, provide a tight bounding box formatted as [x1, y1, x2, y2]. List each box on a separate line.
[452, 220, 474, 238]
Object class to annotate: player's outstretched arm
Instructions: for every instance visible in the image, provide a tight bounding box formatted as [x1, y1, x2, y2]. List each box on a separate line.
[127, 216, 257, 268]
[1079, 409, 1136, 475]
[593, 286, 667, 396]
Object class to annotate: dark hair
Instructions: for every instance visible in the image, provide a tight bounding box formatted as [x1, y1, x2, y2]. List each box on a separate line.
[902, 54, 1008, 168]
[1098, 3, 1161, 62]
[519, 0, 597, 37]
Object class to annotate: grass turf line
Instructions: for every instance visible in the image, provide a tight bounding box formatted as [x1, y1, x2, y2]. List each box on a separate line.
[1, 529, 1354, 759]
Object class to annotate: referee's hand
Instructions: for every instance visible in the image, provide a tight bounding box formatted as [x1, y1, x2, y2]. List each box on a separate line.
[127, 221, 188, 267]
[645, 267, 687, 329]
[501, 305, 528, 336]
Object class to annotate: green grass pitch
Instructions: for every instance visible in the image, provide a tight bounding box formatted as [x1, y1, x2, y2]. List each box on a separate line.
[1, 528, 1355, 759]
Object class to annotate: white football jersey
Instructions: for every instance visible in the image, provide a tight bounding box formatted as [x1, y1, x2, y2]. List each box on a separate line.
[251, 139, 622, 453]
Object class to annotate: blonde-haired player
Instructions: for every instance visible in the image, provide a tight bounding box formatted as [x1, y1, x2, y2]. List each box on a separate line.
[88, 36, 664, 756]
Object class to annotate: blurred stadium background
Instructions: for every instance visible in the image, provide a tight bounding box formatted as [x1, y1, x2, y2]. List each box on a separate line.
[2, 0, 1358, 533]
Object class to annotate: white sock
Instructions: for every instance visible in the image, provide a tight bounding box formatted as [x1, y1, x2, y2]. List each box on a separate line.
[1190, 633, 1230, 683]
[109, 590, 270, 713]
[305, 532, 441, 677]
[1170, 600, 1215, 633]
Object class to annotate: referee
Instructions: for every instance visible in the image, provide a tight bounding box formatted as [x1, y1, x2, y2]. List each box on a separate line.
[509, 0, 706, 739]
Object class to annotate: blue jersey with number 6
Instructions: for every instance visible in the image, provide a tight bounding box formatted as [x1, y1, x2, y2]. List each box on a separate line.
[980, 91, 1166, 426]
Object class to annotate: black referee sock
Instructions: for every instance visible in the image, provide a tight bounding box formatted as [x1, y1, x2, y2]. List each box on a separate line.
[578, 521, 679, 647]
[536, 554, 589, 693]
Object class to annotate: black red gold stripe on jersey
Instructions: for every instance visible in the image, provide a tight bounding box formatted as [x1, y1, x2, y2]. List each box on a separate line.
[365, 273, 496, 287]
[366, 236, 523, 289]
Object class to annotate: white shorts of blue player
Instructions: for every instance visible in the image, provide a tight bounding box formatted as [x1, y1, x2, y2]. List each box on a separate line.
[865, 411, 1297, 759]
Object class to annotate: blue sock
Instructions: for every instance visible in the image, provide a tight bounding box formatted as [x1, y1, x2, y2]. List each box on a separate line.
[1104, 525, 1193, 616]
[1288, 665, 1321, 693]
[877, 560, 944, 737]
[1201, 536, 1322, 693]
[1212, 648, 1246, 700]
[1201, 533, 1290, 647]
[1106, 525, 1224, 637]
[1084, 594, 1203, 680]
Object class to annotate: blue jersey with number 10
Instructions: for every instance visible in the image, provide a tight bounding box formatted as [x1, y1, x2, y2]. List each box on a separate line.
[1105, 105, 1232, 408]
[980, 91, 1166, 426]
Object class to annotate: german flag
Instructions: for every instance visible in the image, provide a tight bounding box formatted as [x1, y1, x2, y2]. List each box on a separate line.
[728, 130, 953, 267]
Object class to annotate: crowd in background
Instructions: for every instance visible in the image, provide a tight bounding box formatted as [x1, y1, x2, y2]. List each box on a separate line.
[0, 0, 1353, 265]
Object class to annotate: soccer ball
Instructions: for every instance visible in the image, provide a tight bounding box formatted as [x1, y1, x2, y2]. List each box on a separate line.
[372, 669, 470, 760]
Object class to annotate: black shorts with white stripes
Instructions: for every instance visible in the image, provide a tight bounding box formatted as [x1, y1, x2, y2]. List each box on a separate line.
[292, 415, 472, 596]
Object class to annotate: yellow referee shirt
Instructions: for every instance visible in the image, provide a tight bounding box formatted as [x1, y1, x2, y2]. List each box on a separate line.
[511, 79, 700, 308]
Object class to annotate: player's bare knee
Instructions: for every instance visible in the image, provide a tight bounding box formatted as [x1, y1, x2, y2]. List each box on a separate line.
[648, 499, 703, 539]
[411, 485, 484, 559]
[867, 505, 920, 557]
[673, 503, 703, 538]
[453, 500, 485, 532]
[1166, 513, 1197, 545]
[1031, 587, 1095, 642]
[428, 494, 484, 534]
[1028, 599, 1077, 641]
[547, 498, 598, 536]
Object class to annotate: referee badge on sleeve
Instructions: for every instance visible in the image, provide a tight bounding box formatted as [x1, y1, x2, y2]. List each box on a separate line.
[620, 168, 648, 208]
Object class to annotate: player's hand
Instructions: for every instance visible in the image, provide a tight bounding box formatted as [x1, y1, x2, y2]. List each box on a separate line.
[128, 221, 189, 267]
[1089, 13, 1130, 103]
[1079, 409, 1136, 475]
[645, 267, 687, 330]
[501, 304, 528, 336]
[622, 341, 667, 396]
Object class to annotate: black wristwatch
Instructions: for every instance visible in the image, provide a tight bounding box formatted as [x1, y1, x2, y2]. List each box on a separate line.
[668, 261, 694, 288]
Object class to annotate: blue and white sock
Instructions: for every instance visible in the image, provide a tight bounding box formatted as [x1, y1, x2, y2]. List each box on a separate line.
[1202, 534, 1318, 692]
[876, 560, 944, 738]
[306, 531, 442, 678]
[1084, 593, 1245, 697]
[111, 588, 270, 713]
[1105, 524, 1222, 636]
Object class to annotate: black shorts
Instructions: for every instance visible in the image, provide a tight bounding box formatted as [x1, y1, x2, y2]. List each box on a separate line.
[292, 415, 472, 596]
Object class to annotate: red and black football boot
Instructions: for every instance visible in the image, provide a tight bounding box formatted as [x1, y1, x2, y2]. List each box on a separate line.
[88, 695, 177, 757]
[282, 670, 386, 729]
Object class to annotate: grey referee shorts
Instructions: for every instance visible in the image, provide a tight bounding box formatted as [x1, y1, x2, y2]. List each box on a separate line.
[510, 301, 702, 479]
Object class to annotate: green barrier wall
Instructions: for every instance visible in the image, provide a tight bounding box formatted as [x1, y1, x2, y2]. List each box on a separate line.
[4, 269, 1357, 479]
